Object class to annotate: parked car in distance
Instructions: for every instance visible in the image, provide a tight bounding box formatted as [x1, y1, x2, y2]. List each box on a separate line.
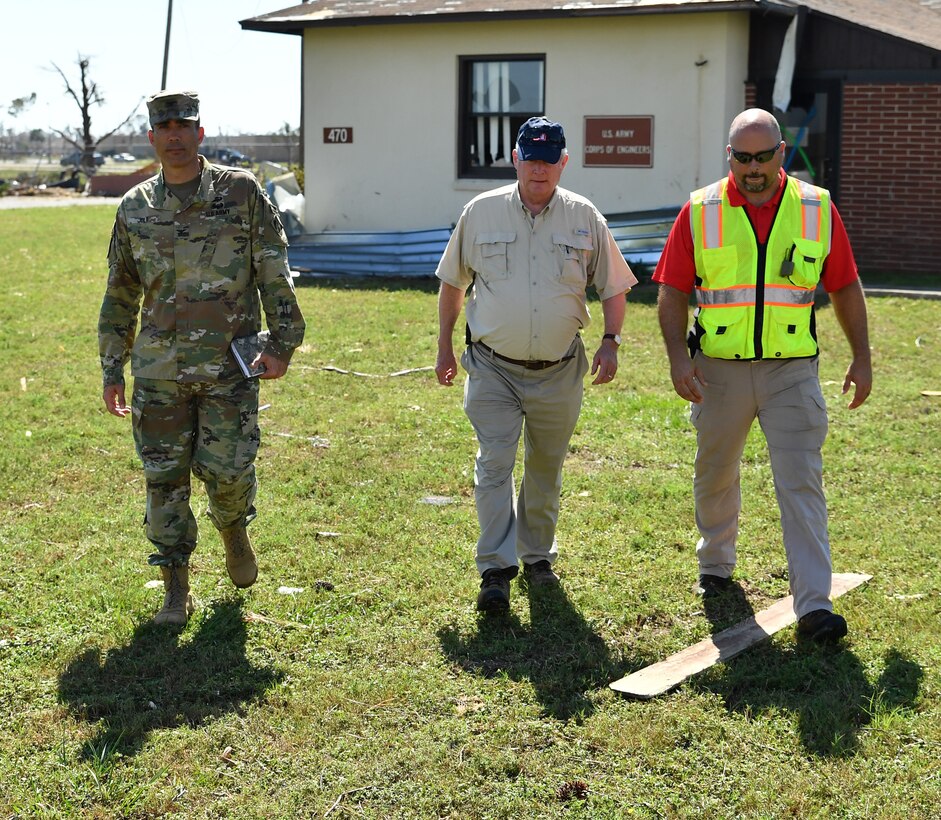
[214, 148, 251, 166]
[112, 152, 136, 162]
[60, 151, 106, 167]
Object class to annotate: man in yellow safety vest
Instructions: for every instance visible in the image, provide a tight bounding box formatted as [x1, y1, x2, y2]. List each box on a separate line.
[653, 108, 871, 643]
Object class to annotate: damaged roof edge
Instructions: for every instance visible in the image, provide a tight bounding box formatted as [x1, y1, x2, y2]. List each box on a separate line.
[239, 1, 789, 35]
[241, 0, 941, 59]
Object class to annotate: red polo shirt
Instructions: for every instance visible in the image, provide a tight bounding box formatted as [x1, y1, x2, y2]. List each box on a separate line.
[652, 170, 858, 293]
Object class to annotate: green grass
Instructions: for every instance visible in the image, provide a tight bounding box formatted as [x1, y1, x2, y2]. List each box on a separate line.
[1, 204, 940, 818]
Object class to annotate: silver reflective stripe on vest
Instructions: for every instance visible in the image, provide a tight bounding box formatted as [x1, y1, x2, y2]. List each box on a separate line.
[764, 284, 816, 305]
[696, 283, 816, 309]
[697, 286, 754, 306]
[691, 180, 725, 249]
[796, 179, 828, 250]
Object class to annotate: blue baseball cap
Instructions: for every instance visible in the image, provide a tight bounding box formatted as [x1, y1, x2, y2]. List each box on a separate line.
[516, 117, 566, 163]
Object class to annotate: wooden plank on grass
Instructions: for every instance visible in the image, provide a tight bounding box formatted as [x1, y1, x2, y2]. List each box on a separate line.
[610, 572, 872, 699]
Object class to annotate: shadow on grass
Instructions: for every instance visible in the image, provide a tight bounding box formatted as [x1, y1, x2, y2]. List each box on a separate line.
[58, 599, 283, 761]
[437, 581, 626, 721]
[697, 586, 923, 758]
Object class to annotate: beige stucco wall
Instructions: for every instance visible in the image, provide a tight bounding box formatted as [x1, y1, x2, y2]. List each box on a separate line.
[301, 11, 749, 232]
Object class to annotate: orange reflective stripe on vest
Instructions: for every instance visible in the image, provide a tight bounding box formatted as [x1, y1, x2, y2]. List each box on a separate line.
[796, 178, 829, 249]
[692, 181, 725, 250]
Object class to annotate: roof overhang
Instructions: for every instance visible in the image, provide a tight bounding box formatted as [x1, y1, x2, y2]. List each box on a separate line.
[240, 0, 794, 35]
[240, 0, 941, 55]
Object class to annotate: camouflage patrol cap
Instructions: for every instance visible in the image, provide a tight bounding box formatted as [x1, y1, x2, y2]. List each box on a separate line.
[146, 90, 200, 127]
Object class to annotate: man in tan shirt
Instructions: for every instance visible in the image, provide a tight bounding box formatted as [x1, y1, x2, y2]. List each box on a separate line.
[435, 117, 637, 613]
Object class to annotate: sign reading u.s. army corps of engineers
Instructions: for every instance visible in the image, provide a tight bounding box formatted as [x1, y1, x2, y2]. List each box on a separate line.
[583, 116, 653, 167]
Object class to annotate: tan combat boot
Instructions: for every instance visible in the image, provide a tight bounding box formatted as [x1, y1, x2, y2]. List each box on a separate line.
[154, 565, 195, 625]
[220, 525, 258, 588]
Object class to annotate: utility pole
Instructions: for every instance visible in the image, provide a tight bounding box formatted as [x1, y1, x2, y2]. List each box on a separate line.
[161, 0, 173, 89]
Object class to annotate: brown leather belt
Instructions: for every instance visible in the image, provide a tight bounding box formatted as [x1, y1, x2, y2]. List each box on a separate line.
[474, 341, 573, 371]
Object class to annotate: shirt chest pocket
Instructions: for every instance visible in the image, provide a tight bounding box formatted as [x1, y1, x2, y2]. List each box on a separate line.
[127, 218, 174, 286]
[471, 232, 515, 282]
[786, 237, 825, 289]
[699, 245, 740, 289]
[553, 233, 594, 286]
[193, 214, 252, 274]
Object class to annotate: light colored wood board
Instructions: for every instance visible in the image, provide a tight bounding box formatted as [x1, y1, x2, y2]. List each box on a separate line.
[610, 572, 872, 699]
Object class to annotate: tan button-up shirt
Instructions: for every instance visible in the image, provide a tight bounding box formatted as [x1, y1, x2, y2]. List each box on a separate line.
[435, 183, 636, 361]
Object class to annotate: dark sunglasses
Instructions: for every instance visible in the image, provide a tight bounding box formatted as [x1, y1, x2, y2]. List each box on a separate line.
[729, 144, 781, 165]
[519, 128, 565, 146]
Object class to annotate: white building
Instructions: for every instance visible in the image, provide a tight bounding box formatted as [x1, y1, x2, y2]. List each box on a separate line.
[243, 1, 941, 276]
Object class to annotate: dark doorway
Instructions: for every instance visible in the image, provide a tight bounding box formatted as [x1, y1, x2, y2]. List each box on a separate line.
[778, 81, 843, 200]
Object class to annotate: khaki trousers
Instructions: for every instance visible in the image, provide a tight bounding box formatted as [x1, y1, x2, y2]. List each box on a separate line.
[461, 337, 588, 575]
[691, 353, 832, 617]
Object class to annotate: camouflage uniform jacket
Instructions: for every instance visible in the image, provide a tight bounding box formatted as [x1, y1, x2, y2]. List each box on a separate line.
[98, 156, 306, 387]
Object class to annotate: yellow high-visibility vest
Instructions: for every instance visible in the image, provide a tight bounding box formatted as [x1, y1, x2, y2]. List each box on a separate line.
[690, 175, 831, 360]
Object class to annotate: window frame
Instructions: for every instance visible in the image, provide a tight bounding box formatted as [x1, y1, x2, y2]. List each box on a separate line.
[457, 54, 546, 180]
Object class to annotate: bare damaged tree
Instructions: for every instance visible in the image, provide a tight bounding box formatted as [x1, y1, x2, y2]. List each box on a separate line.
[50, 56, 142, 177]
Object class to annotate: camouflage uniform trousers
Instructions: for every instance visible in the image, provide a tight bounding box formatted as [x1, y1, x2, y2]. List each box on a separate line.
[131, 377, 260, 567]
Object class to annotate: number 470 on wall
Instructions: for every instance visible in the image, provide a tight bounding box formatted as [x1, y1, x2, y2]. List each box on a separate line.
[323, 127, 353, 143]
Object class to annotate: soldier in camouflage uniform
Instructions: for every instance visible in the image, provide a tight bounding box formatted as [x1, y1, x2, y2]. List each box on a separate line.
[98, 90, 306, 626]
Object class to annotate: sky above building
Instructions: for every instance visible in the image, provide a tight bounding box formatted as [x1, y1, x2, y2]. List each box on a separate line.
[1, 0, 301, 137]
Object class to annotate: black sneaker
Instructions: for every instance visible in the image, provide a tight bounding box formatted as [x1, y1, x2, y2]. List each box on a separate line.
[522, 560, 560, 588]
[696, 573, 734, 598]
[797, 609, 848, 643]
[477, 568, 514, 613]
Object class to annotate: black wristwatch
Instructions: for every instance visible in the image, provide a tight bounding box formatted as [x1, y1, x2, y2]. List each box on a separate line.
[602, 333, 622, 346]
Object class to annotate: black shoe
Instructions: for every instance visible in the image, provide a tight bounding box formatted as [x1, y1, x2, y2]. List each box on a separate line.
[797, 609, 848, 643]
[477, 568, 514, 613]
[522, 560, 560, 588]
[696, 573, 734, 598]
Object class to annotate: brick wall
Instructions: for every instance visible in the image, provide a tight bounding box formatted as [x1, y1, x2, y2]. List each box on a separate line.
[839, 83, 941, 275]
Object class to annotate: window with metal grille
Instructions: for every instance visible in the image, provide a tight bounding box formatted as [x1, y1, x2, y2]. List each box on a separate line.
[458, 56, 545, 179]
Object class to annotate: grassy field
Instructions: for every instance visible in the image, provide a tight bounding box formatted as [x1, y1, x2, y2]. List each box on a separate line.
[0, 204, 939, 818]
